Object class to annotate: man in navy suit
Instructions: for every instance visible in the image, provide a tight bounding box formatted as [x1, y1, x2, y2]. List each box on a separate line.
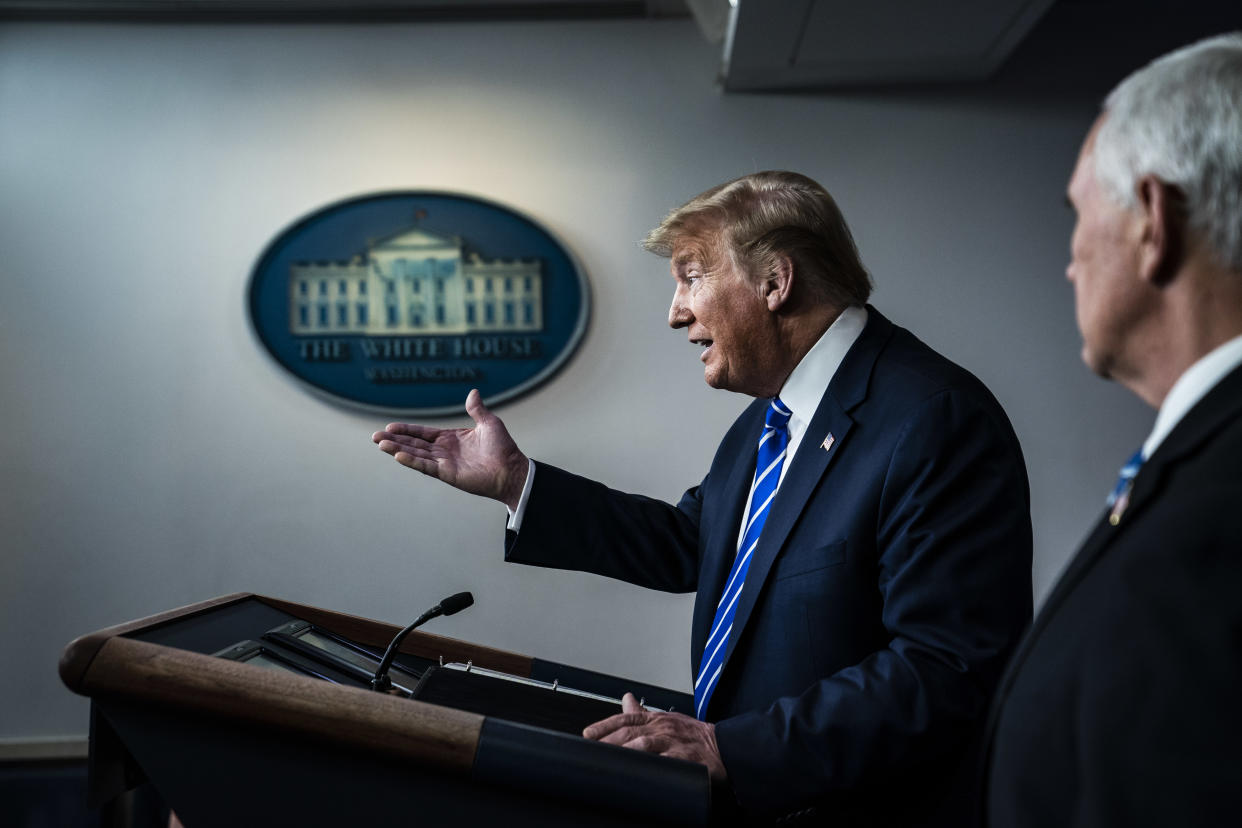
[984, 34, 1242, 827]
[375, 171, 1032, 824]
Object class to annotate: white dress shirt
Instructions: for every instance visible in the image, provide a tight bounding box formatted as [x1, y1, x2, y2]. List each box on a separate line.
[730, 305, 867, 551]
[1141, 333, 1242, 461]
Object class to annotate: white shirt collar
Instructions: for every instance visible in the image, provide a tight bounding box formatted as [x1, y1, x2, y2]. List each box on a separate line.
[725, 305, 866, 552]
[778, 304, 868, 457]
[1142, 332, 1242, 460]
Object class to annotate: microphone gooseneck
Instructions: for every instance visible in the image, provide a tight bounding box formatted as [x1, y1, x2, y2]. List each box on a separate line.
[371, 592, 475, 693]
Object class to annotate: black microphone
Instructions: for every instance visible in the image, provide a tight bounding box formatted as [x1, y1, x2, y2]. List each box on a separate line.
[371, 592, 474, 693]
[437, 591, 474, 617]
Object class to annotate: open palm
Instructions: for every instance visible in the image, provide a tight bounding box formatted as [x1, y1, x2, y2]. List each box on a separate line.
[373, 389, 529, 508]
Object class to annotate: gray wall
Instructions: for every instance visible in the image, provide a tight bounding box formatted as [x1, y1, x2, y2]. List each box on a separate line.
[0, 19, 1153, 742]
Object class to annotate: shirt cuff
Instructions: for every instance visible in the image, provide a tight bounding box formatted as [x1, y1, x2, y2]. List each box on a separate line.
[505, 458, 536, 531]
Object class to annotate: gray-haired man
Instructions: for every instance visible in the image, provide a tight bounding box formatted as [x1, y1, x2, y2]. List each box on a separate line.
[984, 32, 1242, 828]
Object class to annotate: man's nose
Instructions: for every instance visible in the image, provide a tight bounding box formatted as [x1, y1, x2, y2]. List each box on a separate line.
[669, 291, 692, 328]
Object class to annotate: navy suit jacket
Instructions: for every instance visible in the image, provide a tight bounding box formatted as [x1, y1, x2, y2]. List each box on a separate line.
[507, 307, 1033, 824]
[984, 364, 1242, 827]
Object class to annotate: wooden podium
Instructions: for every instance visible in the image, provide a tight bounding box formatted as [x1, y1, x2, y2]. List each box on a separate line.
[59, 593, 711, 827]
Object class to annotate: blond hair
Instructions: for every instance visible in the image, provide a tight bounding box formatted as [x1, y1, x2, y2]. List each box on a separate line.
[643, 170, 872, 307]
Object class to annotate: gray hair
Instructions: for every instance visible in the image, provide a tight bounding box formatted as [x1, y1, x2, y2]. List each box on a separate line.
[643, 170, 872, 308]
[1094, 32, 1242, 271]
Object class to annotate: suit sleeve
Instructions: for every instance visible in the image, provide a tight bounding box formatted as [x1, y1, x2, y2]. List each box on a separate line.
[504, 461, 704, 594]
[715, 388, 1033, 815]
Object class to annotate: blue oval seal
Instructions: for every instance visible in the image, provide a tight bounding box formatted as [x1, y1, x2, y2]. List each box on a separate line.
[248, 192, 590, 416]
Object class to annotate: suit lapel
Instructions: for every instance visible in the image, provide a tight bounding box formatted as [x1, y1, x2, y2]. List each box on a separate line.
[691, 408, 764, 667]
[717, 307, 893, 674]
[721, 397, 854, 668]
[990, 446, 1160, 710]
[985, 364, 1242, 741]
[990, 509, 1112, 705]
[1017, 362, 1242, 668]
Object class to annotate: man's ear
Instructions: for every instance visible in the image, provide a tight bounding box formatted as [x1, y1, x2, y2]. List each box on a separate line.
[763, 253, 795, 312]
[1135, 175, 1183, 286]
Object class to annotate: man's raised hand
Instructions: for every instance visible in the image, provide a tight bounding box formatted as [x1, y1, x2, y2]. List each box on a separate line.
[372, 389, 529, 510]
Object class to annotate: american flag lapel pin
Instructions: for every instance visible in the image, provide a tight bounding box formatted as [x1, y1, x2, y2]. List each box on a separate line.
[821, 432, 835, 452]
[1108, 484, 1133, 526]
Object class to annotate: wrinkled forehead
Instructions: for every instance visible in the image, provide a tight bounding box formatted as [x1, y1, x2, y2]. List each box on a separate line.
[670, 224, 730, 270]
[670, 238, 706, 268]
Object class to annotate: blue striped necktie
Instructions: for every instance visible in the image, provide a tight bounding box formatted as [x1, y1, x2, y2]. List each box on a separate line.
[694, 397, 792, 721]
[1106, 448, 1144, 523]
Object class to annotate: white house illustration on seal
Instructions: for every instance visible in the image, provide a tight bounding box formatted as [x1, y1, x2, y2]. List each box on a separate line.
[289, 226, 543, 336]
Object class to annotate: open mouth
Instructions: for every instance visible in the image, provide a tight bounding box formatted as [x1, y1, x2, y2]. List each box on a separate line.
[692, 339, 713, 361]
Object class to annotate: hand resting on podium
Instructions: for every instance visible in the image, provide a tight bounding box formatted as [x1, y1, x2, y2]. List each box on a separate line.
[584, 692, 726, 781]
